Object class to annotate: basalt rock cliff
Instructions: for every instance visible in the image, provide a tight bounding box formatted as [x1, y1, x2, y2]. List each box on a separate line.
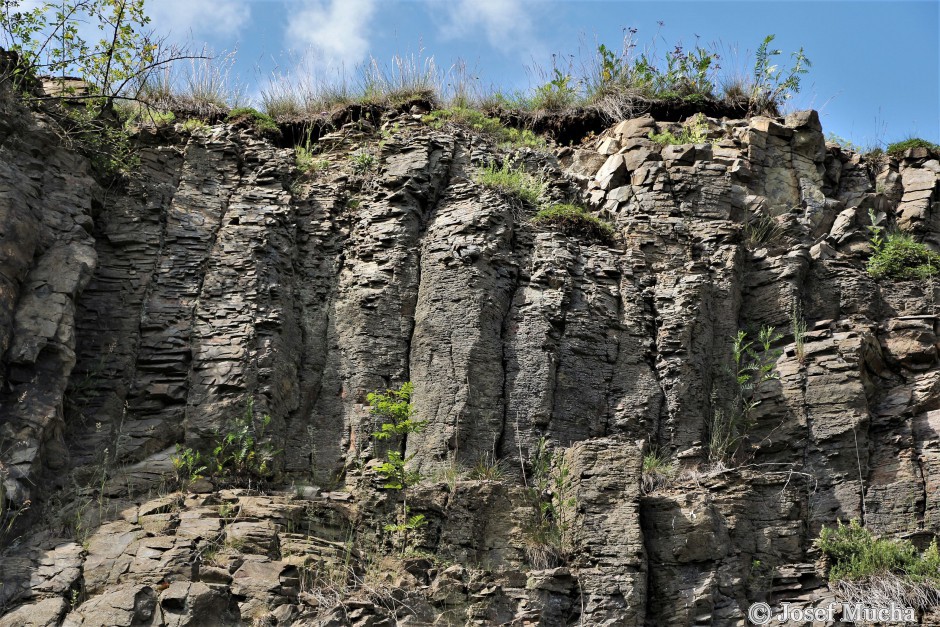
[0, 85, 939, 626]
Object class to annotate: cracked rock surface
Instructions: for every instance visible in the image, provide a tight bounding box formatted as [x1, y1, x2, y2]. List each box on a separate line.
[1, 91, 939, 625]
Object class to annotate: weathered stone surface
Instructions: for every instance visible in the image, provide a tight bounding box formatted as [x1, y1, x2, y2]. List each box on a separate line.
[1, 96, 939, 626]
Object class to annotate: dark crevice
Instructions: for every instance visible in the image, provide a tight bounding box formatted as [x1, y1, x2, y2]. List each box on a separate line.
[180, 132, 247, 445]
[494, 208, 527, 465]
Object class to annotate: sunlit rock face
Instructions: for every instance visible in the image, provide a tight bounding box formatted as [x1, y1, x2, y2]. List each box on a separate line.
[1, 91, 938, 625]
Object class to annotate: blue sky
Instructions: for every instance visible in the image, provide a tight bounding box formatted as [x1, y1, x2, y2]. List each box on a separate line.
[145, 0, 938, 148]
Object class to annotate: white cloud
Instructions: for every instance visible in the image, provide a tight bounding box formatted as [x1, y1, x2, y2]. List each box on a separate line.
[440, 0, 541, 57]
[286, 0, 378, 70]
[148, 0, 250, 40]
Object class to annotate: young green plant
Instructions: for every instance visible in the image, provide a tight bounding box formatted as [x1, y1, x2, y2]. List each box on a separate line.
[368, 382, 427, 554]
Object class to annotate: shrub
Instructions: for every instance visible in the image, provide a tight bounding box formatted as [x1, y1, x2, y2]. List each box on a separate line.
[750, 34, 811, 112]
[172, 398, 281, 489]
[816, 519, 940, 608]
[533, 204, 615, 242]
[474, 161, 545, 205]
[886, 137, 939, 157]
[225, 107, 280, 137]
[867, 231, 940, 280]
[367, 382, 427, 553]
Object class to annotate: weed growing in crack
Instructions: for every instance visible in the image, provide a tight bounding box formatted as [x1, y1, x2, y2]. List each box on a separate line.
[708, 325, 782, 463]
[350, 152, 376, 173]
[523, 437, 576, 568]
[171, 397, 282, 490]
[641, 448, 677, 494]
[791, 299, 807, 363]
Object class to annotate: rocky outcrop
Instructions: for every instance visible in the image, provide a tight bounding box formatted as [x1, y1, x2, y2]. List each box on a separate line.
[1, 90, 939, 625]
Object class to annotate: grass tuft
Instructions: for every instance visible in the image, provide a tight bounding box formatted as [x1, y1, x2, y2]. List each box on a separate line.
[474, 161, 545, 205]
[641, 450, 676, 494]
[423, 107, 544, 150]
[468, 453, 507, 481]
[533, 203, 615, 242]
[225, 107, 280, 137]
[886, 137, 939, 157]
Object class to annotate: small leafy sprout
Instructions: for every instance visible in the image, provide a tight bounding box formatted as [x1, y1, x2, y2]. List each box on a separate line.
[709, 325, 782, 463]
[172, 444, 207, 485]
[751, 34, 811, 111]
[349, 152, 376, 173]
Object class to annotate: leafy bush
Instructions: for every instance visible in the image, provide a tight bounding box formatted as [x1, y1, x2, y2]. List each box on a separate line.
[368, 382, 424, 441]
[172, 398, 281, 489]
[475, 161, 545, 205]
[867, 222, 940, 280]
[225, 107, 280, 137]
[886, 137, 939, 157]
[817, 519, 940, 608]
[533, 204, 615, 242]
[750, 34, 811, 111]
[529, 67, 579, 111]
[585, 36, 720, 103]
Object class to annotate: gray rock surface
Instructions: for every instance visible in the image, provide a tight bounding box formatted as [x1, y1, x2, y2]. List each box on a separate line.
[0, 94, 939, 625]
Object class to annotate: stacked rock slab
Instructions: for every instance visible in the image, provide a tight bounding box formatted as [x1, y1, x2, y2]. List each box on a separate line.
[0, 93, 938, 625]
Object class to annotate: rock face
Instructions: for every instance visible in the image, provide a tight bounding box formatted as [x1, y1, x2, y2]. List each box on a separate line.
[0, 91, 939, 626]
